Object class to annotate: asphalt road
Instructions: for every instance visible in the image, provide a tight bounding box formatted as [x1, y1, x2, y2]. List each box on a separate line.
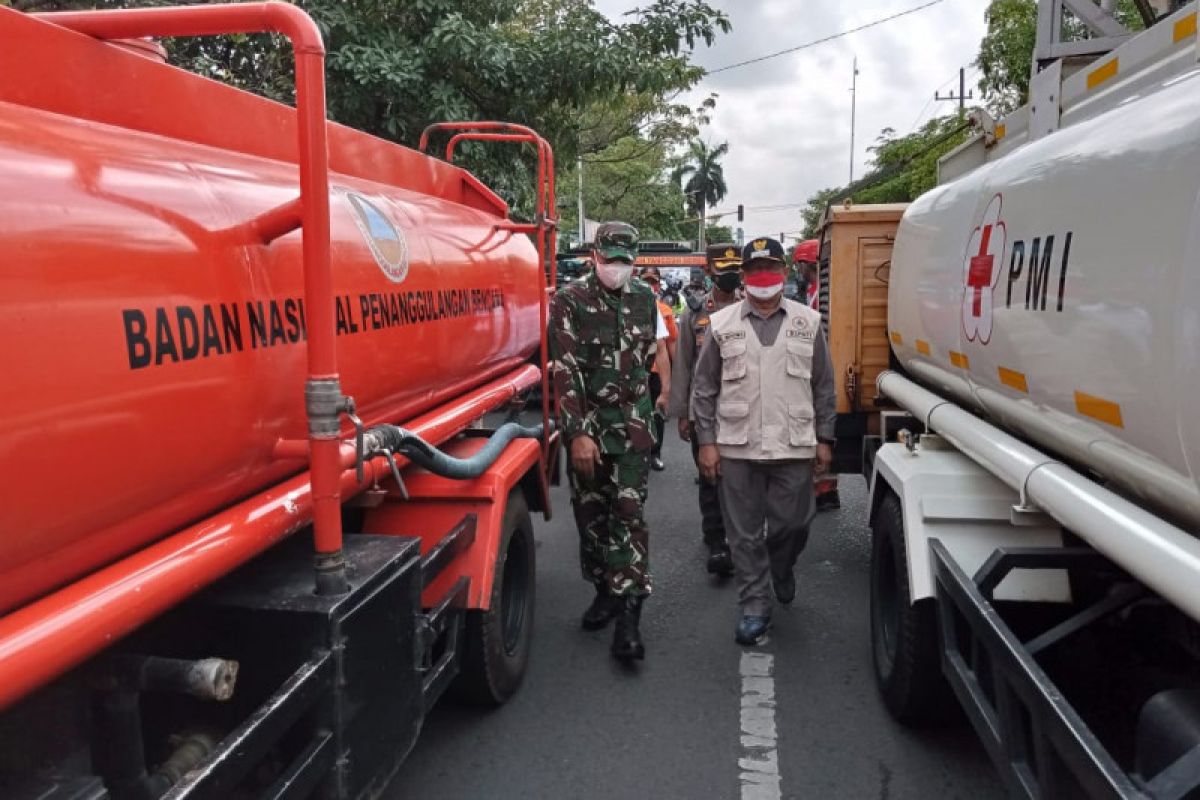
[386, 434, 1006, 800]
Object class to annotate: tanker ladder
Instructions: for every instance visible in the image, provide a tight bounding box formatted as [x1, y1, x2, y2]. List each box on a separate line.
[864, 372, 1200, 799]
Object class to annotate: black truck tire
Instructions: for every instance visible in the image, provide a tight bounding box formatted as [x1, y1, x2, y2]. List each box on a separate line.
[453, 489, 536, 706]
[870, 491, 950, 725]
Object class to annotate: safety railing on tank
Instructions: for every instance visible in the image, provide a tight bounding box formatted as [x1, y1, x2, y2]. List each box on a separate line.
[418, 122, 560, 471]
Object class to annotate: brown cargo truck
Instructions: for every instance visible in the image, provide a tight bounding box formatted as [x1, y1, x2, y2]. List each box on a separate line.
[816, 202, 907, 475]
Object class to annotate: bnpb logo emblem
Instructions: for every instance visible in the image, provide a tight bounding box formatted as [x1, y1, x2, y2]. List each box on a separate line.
[346, 192, 409, 283]
[961, 193, 1006, 344]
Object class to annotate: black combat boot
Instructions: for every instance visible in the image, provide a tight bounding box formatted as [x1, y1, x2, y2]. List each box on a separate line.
[581, 584, 620, 630]
[611, 596, 646, 661]
[706, 543, 734, 577]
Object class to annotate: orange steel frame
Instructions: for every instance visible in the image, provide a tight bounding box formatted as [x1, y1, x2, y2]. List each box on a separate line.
[0, 4, 559, 710]
[418, 121, 560, 470]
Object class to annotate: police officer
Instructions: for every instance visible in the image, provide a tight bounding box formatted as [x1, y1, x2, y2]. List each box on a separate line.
[692, 237, 837, 645]
[668, 242, 743, 577]
[549, 221, 669, 661]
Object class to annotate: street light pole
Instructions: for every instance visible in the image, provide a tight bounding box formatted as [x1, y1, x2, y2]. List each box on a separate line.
[577, 154, 585, 246]
[849, 56, 859, 186]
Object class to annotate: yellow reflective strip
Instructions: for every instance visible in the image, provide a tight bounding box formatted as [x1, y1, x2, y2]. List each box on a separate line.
[998, 367, 1028, 393]
[1175, 13, 1197, 43]
[994, 123, 1006, 140]
[949, 351, 970, 369]
[891, 331, 903, 345]
[916, 340, 931, 356]
[1087, 58, 1119, 90]
[1075, 391, 1124, 428]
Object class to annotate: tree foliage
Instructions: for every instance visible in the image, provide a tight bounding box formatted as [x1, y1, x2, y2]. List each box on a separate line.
[798, 115, 969, 238]
[975, 0, 1146, 113]
[15, 0, 729, 216]
[671, 139, 729, 214]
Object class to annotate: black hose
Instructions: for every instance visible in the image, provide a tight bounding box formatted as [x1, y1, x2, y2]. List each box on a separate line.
[365, 421, 548, 481]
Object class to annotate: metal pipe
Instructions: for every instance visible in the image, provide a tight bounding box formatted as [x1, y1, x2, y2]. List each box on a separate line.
[877, 371, 1200, 623]
[0, 364, 541, 710]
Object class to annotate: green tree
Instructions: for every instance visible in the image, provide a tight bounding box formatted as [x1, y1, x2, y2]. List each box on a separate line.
[558, 135, 691, 243]
[976, 0, 1146, 113]
[16, 0, 730, 216]
[798, 115, 970, 237]
[671, 139, 729, 246]
[704, 223, 733, 243]
[800, 187, 843, 239]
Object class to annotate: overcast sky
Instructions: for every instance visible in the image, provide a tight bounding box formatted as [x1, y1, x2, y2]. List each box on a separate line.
[593, 0, 988, 244]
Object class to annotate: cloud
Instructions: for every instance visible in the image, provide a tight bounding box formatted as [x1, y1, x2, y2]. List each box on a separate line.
[592, 0, 987, 242]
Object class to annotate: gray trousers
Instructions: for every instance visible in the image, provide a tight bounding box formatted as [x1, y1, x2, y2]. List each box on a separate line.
[717, 458, 815, 616]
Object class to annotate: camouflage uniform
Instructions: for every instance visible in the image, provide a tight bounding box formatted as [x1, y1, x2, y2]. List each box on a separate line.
[550, 271, 658, 597]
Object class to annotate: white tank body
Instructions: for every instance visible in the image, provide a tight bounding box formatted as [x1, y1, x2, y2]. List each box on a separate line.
[888, 65, 1200, 529]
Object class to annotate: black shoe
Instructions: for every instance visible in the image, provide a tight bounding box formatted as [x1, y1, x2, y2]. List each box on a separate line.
[735, 615, 771, 646]
[581, 585, 620, 630]
[816, 490, 841, 512]
[773, 570, 796, 605]
[706, 544, 734, 577]
[611, 596, 646, 661]
[651, 457, 665, 471]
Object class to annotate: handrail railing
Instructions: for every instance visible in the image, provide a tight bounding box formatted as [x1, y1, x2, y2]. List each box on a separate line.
[419, 122, 559, 470]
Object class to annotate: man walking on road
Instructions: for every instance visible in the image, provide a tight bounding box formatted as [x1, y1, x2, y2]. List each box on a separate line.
[669, 243, 743, 578]
[640, 266, 677, 472]
[550, 221, 669, 661]
[691, 237, 837, 645]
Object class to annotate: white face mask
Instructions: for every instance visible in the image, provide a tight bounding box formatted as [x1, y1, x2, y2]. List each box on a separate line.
[595, 262, 634, 290]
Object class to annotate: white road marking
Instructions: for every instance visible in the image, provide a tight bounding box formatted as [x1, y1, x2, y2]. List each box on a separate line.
[739, 651, 781, 800]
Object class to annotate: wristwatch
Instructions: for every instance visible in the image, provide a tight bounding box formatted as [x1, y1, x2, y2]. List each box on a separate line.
[818, 437, 837, 446]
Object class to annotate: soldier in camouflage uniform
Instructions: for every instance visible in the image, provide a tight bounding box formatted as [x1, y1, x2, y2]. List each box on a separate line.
[550, 221, 669, 661]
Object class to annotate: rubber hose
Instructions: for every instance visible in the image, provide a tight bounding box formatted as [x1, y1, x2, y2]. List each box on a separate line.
[368, 421, 547, 480]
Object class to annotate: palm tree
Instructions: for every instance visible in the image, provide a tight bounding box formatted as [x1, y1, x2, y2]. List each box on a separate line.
[672, 139, 729, 247]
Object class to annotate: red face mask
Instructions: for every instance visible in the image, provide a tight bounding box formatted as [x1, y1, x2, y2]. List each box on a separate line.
[743, 270, 785, 299]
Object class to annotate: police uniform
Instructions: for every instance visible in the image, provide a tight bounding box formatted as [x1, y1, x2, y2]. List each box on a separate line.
[668, 243, 743, 574]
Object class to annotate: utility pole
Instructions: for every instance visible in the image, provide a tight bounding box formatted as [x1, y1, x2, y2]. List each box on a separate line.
[849, 57, 859, 186]
[576, 155, 585, 247]
[935, 67, 974, 114]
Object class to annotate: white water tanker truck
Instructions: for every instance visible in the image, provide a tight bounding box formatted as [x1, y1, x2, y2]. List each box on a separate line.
[846, 1, 1200, 796]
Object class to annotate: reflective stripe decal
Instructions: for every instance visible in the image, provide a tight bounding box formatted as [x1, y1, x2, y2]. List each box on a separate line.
[890, 331, 903, 345]
[1075, 391, 1124, 428]
[916, 340, 931, 356]
[998, 367, 1028, 393]
[1175, 13, 1197, 43]
[949, 351, 970, 369]
[1087, 58, 1119, 90]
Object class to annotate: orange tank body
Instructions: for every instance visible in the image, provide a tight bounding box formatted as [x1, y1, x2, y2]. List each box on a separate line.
[0, 7, 542, 614]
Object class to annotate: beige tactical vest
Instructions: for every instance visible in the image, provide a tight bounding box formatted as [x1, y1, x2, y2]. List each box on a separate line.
[709, 298, 822, 461]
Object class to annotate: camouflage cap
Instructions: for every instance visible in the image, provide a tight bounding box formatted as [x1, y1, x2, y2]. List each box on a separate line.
[594, 221, 639, 264]
[705, 242, 741, 272]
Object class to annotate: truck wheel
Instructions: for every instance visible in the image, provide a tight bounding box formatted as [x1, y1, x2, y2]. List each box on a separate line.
[870, 492, 948, 724]
[454, 489, 535, 706]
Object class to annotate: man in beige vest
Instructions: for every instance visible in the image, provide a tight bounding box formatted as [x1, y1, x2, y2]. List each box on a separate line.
[691, 237, 836, 645]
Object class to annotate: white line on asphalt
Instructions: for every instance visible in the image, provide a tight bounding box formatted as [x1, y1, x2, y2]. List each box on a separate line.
[739, 651, 781, 800]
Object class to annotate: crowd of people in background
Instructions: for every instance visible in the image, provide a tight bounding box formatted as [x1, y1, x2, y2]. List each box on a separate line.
[549, 222, 838, 660]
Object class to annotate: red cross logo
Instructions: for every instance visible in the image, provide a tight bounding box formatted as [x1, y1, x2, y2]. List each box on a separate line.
[967, 224, 994, 317]
[961, 194, 1006, 344]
